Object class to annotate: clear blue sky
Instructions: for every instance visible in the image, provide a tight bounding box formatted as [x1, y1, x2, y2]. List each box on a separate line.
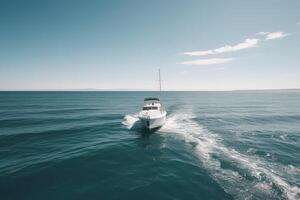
[0, 0, 299, 90]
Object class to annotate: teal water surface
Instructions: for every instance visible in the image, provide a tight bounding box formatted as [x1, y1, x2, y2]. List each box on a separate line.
[0, 91, 299, 200]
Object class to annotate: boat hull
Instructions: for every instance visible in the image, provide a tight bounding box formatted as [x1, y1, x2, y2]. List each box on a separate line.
[139, 113, 166, 130]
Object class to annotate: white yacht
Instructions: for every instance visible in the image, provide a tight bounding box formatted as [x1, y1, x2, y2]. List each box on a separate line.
[138, 97, 167, 130]
[138, 69, 167, 130]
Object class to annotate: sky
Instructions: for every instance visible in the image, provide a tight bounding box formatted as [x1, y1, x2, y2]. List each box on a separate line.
[0, 0, 300, 91]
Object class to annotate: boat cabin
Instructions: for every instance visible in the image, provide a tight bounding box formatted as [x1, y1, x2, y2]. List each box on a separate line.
[142, 97, 162, 111]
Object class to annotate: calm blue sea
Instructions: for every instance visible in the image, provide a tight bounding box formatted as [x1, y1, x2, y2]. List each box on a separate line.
[0, 91, 299, 200]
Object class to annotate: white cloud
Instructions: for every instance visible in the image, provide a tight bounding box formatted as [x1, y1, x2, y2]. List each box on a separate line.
[256, 31, 269, 35]
[297, 22, 300, 26]
[265, 32, 289, 40]
[179, 58, 235, 66]
[214, 39, 259, 53]
[183, 50, 214, 56]
[183, 38, 259, 56]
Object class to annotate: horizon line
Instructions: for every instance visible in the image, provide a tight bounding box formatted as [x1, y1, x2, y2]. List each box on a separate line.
[0, 88, 300, 92]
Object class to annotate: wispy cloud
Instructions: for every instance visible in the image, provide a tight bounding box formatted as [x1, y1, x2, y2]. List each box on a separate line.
[265, 31, 289, 40]
[180, 29, 290, 67]
[256, 31, 269, 35]
[183, 38, 259, 56]
[214, 39, 259, 53]
[179, 58, 235, 66]
[297, 22, 300, 26]
[183, 50, 214, 56]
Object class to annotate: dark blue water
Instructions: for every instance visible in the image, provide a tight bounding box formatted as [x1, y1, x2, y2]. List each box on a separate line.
[0, 91, 299, 200]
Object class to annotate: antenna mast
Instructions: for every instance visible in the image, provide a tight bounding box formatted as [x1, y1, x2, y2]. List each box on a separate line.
[159, 69, 162, 92]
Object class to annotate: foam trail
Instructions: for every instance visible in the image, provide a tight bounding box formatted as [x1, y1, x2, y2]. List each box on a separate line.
[160, 112, 300, 200]
[122, 114, 141, 130]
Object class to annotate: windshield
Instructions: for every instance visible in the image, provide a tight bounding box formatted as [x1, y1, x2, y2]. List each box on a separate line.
[143, 107, 158, 110]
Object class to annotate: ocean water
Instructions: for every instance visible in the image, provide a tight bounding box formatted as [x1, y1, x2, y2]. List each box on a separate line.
[0, 91, 299, 200]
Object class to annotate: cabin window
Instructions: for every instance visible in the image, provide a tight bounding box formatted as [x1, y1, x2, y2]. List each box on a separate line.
[143, 106, 158, 110]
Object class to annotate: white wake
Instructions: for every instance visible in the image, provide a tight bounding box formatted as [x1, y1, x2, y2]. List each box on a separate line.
[159, 112, 300, 200]
[122, 114, 140, 129]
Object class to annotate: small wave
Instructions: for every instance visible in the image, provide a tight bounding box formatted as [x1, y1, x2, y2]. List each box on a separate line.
[280, 134, 288, 141]
[160, 112, 300, 200]
[285, 165, 300, 175]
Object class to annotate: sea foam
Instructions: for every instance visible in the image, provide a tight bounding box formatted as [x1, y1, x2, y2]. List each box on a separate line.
[122, 114, 140, 130]
[159, 112, 300, 200]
